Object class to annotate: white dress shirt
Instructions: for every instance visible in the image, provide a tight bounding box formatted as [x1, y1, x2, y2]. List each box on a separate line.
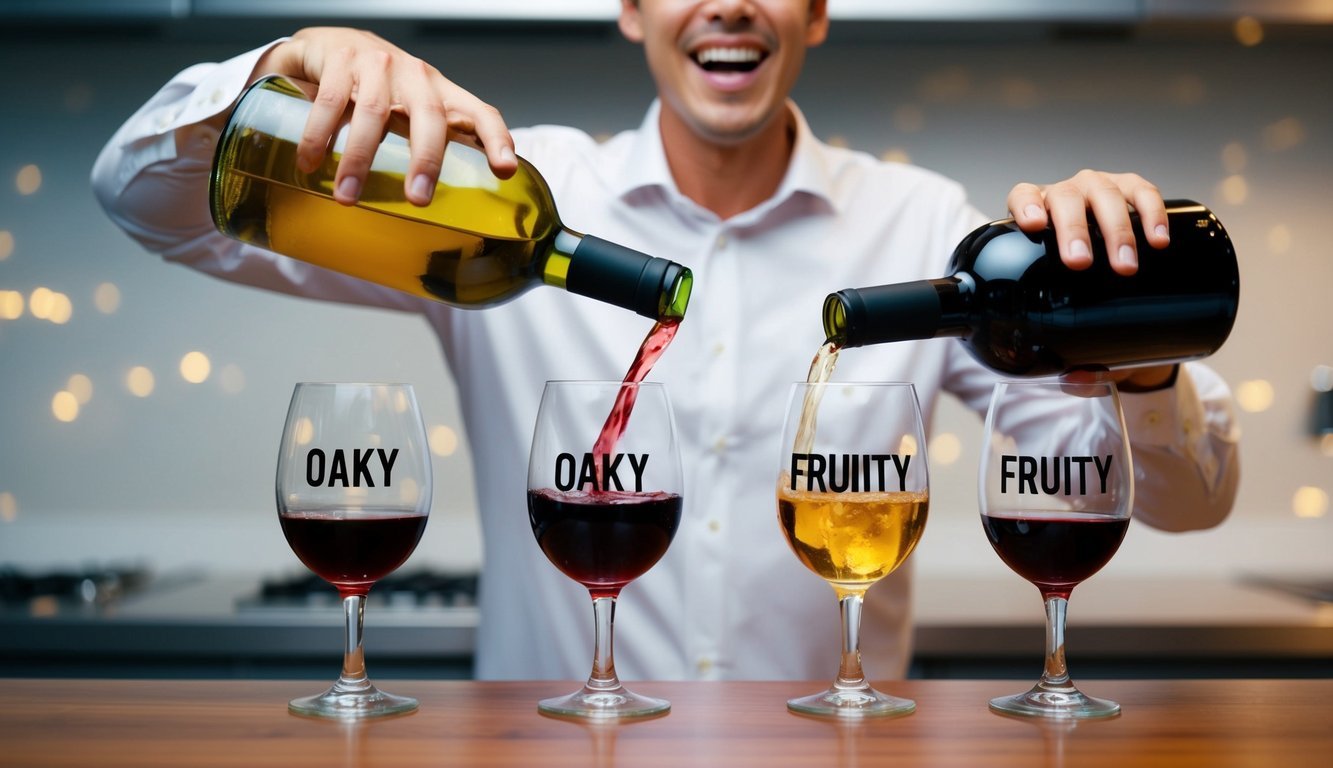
[92, 45, 1240, 681]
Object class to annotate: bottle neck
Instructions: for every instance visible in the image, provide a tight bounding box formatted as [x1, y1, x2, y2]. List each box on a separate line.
[824, 277, 969, 348]
[545, 228, 692, 321]
[543, 228, 581, 289]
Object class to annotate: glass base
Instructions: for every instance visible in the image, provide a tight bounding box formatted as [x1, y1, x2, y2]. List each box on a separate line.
[989, 686, 1120, 719]
[538, 685, 670, 720]
[289, 682, 418, 719]
[787, 685, 916, 718]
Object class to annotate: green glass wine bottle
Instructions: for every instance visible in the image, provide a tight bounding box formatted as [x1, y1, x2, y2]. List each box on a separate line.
[210, 75, 690, 321]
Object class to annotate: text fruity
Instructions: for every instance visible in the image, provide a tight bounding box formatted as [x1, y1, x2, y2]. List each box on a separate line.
[789, 452, 912, 492]
[1000, 454, 1113, 495]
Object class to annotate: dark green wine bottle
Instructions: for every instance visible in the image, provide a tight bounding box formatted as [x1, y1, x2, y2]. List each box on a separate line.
[824, 200, 1238, 376]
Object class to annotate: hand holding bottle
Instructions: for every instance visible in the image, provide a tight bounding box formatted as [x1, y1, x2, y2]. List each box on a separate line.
[824, 200, 1238, 379]
[252, 26, 517, 206]
[1005, 170, 1177, 388]
[1006, 170, 1170, 276]
[210, 75, 692, 320]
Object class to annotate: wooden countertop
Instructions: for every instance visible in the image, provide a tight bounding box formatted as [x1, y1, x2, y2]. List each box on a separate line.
[2, 679, 1329, 767]
[911, 576, 1333, 660]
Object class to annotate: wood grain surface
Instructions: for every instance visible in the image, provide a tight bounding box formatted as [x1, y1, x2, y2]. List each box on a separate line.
[1, 679, 1329, 767]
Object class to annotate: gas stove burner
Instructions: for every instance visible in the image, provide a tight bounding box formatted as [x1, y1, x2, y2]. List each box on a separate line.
[0, 565, 152, 606]
[246, 569, 478, 610]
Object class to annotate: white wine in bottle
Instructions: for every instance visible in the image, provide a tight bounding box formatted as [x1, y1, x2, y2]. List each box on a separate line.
[210, 76, 691, 320]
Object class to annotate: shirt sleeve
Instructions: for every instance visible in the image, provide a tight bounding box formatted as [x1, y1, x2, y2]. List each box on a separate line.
[944, 340, 1240, 533]
[90, 41, 434, 313]
[1115, 363, 1240, 531]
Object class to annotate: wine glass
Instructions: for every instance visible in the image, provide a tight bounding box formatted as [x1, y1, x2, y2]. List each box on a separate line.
[276, 382, 432, 718]
[527, 380, 683, 718]
[979, 379, 1133, 719]
[776, 382, 929, 717]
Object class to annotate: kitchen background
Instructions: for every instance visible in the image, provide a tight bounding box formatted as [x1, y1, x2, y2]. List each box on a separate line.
[0, 2, 1330, 676]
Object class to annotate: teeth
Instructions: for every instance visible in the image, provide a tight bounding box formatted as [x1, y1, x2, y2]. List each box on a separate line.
[695, 47, 762, 65]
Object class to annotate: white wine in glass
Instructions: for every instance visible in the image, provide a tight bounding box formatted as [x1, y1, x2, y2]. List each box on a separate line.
[776, 382, 929, 717]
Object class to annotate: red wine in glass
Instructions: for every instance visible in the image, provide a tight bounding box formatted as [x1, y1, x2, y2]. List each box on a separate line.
[527, 380, 682, 718]
[978, 379, 1133, 719]
[276, 382, 432, 719]
[528, 489, 682, 599]
[981, 513, 1129, 599]
[280, 511, 429, 596]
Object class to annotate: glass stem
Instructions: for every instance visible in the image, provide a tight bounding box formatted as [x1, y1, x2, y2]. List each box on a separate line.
[586, 595, 621, 692]
[834, 589, 869, 691]
[336, 593, 371, 691]
[1038, 594, 1074, 692]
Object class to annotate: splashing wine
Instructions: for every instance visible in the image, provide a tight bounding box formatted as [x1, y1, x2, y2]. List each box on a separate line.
[591, 318, 681, 467]
[548, 318, 683, 596]
[793, 339, 842, 455]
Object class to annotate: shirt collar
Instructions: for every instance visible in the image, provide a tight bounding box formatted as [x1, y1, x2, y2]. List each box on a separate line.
[613, 99, 839, 219]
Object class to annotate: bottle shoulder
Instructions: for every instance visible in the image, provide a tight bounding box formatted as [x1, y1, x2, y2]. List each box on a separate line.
[951, 222, 1050, 283]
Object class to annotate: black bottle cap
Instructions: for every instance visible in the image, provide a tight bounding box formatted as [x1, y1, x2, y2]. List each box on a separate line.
[567, 235, 690, 320]
[824, 281, 943, 348]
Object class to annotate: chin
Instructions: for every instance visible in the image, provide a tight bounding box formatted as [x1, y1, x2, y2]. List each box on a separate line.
[691, 104, 784, 145]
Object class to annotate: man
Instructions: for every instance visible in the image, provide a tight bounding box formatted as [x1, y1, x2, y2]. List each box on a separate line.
[93, 1, 1239, 681]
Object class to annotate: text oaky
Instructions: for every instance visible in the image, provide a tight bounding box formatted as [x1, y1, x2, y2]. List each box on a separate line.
[554, 451, 649, 492]
[305, 448, 400, 488]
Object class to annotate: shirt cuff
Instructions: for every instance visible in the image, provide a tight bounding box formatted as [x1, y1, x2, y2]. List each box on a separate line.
[1119, 364, 1225, 493]
[171, 39, 288, 133]
[117, 39, 288, 183]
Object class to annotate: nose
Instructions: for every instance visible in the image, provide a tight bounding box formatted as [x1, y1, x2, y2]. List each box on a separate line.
[701, 0, 757, 25]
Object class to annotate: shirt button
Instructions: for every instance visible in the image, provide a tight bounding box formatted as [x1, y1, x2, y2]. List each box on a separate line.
[187, 126, 218, 150]
[696, 657, 714, 675]
[712, 436, 728, 454]
[1144, 411, 1162, 426]
[715, 233, 728, 250]
[711, 342, 726, 357]
[708, 519, 721, 533]
[1182, 417, 1194, 436]
[209, 88, 226, 106]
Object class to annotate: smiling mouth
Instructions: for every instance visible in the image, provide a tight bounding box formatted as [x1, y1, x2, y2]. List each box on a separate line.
[692, 47, 767, 74]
